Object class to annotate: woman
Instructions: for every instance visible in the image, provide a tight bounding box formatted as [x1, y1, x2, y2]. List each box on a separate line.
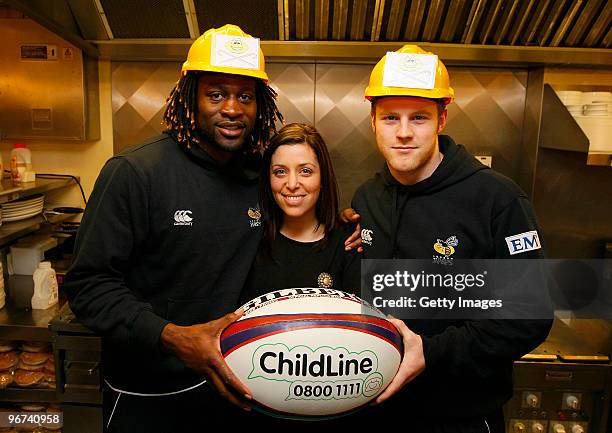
[242, 122, 361, 301]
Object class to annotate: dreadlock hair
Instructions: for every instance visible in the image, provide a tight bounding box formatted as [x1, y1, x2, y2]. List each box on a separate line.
[163, 71, 283, 153]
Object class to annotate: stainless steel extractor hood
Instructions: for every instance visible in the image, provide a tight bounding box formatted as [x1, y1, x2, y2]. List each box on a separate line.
[2, 0, 611, 65]
[0, 17, 100, 141]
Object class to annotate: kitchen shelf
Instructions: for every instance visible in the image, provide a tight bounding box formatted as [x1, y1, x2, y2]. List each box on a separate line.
[0, 301, 59, 341]
[0, 388, 58, 403]
[0, 177, 77, 204]
[0, 213, 75, 248]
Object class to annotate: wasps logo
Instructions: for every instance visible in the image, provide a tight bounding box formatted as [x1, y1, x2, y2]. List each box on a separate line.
[225, 38, 248, 54]
[434, 236, 458, 257]
[248, 207, 262, 227]
[247, 208, 261, 220]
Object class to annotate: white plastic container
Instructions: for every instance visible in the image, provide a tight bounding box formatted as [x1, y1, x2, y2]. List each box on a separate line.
[10, 143, 33, 183]
[9, 235, 58, 275]
[31, 261, 58, 309]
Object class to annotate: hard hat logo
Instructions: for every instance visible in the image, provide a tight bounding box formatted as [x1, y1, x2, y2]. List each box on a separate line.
[212, 34, 260, 70]
[365, 44, 454, 104]
[383, 52, 438, 90]
[226, 38, 249, 54]
[397, 56, 421, 72]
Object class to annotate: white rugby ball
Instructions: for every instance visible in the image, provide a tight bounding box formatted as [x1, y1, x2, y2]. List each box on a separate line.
[220, 288, 403, 420]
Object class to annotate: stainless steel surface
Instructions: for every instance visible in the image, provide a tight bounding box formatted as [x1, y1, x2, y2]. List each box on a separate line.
[518, 68, 544, 199]
[0, 17, 99, 141]
[385, 0, 405, 41]
[525, 0, 554, 45]
[540, 85, 589, 152]
[331, 0, 349, 40]
[111, 62, 179, 154]
[440, 0, 466, 43]
[422, 0, 446, 42]
[66, 0, 108, 40]
[0, 177, 76, 203]
[565, 0, 605, 47]
[533, 147, 612, 258]
[314, 0, 330, 40]
[539, 0, 568, 47]
[0, 177, 78, 248]
[4, 0, 99, 57]
[349, 0, 368, 41]
[505, 320, 612, 433]
[93, 0, 113, 40]
[111, 62, 529, 209]
[370, 0, 384, 42]
[95, 40, 612, 66]
[313, 63, 376, 207]
[5, 0, 610, 63]
[462, 0, 488, 44]
[294, 0, 309, 40]
[533, 319, 609, 357]
[583, 2, 611, 47]
[481, 0, 503, 44]
[494, 0, 521, 45]
[404, 0, 427, 41]
[507, 361, 610, 433]
[510, 0, 537, 45]
[0, 300, 59, 341]
[183, 0, 199, 40]
[550, 0, 584, 47]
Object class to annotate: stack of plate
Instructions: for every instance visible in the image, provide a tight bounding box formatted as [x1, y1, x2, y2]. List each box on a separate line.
[1, 194, 44, 222]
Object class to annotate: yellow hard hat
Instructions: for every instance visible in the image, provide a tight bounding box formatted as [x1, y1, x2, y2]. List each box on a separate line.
[182, 24, 268, 82]
[365, 45, 454, 104]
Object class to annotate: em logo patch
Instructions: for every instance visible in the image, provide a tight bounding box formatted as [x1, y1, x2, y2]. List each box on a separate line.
[505, 231, 541, 255]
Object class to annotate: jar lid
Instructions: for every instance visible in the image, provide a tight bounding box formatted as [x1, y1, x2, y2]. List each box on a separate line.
[13, 143, 27, 148]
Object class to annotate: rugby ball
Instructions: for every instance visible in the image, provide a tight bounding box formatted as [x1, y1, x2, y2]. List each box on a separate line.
[220, 288, 403, 420]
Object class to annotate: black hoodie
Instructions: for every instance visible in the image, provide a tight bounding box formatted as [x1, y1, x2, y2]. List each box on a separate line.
[351, 135, 552, 417]
[65, 132, 263, 394]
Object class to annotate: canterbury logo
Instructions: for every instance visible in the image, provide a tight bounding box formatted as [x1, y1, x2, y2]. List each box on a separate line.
[174, 210, 193, 226]
[361, 228, 373, 246]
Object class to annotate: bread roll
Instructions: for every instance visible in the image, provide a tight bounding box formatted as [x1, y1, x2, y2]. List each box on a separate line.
[0, 351, 19, 370]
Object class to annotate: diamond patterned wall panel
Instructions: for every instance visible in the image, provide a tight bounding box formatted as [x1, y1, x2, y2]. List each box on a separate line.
[313, 64, 379, 208]
[112, 62, 528, 209]
[112, 62, 181, 154]
[445, 69, 528, 181]
[266, 64, 315, 126]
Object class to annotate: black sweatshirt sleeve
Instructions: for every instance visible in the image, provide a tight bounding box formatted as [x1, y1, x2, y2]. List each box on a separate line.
[64, 157, 169, 355]
[341, 248, 362, 295]
[421, 197, 552, 378]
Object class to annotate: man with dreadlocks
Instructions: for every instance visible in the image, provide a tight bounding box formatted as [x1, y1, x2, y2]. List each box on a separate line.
[65, 25, 283, 432]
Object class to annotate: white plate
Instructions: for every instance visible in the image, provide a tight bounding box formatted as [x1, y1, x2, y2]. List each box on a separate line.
[2, 200, 44, 211]
[3, 208, 43, 219]
[3, 203, 44, 213]
[2, 209, 42, 222]
[2, 203, 43, 213]
[2, 196, 44, 205]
